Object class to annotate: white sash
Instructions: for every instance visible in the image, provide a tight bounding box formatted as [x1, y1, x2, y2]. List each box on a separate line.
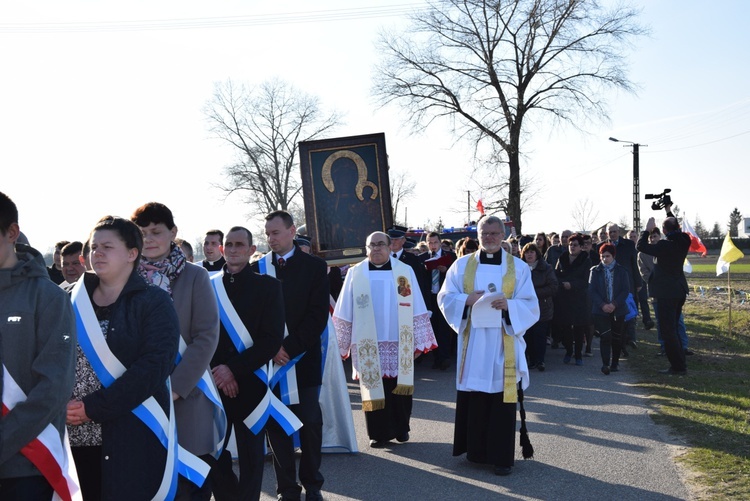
[257, 253, 302, 405]
[70, 279, 178, 501]
[173, 336, 226, 485]
[210, 271, 303, 435]
[2, 366, 82, 501]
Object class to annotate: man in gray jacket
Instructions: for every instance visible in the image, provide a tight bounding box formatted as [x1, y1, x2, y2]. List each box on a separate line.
[0, 191, 77, 499]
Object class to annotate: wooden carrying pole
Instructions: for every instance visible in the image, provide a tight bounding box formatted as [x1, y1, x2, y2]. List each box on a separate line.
[728, 270, 732, 336]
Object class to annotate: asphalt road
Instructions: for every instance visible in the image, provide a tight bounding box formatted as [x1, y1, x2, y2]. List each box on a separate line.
[254, 338, 693, 501]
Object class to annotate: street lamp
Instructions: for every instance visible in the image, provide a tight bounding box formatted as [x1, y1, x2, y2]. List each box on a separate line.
[609, 137, 648, 234]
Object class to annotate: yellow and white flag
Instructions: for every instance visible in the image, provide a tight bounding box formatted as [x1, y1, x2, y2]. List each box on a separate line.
[716, 234, 745, 276]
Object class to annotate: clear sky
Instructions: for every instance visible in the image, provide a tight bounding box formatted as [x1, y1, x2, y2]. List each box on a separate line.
[1, 0, 748, 252]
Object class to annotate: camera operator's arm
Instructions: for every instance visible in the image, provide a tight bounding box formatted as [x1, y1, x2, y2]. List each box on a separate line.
[665, 202, 675, 218]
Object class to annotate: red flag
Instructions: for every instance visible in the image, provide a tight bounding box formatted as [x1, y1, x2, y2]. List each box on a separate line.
[681, 217, 708, 257]
[476, 199, 485, 215]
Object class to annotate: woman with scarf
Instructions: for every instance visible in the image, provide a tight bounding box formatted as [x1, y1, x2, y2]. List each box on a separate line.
[131, 202, 221, 500]
[521, 243, 558, 372]
[66, 216, 180, 500]
[589, 243, 631, 375]
[552, 233, 592, 366]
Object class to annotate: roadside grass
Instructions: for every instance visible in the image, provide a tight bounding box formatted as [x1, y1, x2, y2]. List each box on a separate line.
[628, 289, 750, 499]
[690, 263, 750, 275]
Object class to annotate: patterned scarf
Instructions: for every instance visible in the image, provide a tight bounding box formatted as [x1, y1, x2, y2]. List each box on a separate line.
[602, 259, 617, 303]
[138, 241, 186, 297]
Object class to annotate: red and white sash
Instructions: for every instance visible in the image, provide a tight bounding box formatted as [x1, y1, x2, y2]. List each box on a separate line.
[2, 365, 81, 501]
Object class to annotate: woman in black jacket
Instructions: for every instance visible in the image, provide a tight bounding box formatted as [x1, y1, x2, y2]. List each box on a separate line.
[521, 243, 558, 371]
[553, 234, 592, 366]
[67, 216, 180, 500]
[589, 243, 631, 374]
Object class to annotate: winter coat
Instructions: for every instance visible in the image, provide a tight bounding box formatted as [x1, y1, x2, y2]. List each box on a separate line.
[0, 244, 76, 479]
[529, 259, 558, 322]
[553, 250, 592, 325]
[589, 262, 631, 317]
[80, 270, 179, 501]
[636, 230, 690, 299]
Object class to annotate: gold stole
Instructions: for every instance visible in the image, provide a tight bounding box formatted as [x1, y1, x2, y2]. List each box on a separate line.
[460, 250, 518, 402]
[351, 259, 415, 411]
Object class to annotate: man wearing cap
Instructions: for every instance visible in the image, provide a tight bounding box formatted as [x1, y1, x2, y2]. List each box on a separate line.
[333, 231, 436, 448]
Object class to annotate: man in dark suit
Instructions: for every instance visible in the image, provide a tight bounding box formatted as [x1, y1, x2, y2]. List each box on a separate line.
[253, 211, 329, 501]
[419, 231, 457, 370]
[637, 206, 690, 375]
[388, 226, 429, 301]
[209, 226, 285, 500]
[601, 223, 642, 350]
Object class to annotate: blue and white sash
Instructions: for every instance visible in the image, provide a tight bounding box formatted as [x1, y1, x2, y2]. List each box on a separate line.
[210, 271, 302, 436]
[172, 336, 227, 486]
[257, 253, 304, 406]
[70, 279, 178, 501]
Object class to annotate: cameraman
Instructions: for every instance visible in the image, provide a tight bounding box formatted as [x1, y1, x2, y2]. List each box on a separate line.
[636, 204, 690, 375]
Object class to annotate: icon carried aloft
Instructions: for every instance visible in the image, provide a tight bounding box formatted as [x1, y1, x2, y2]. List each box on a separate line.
[299, 133, 394, 264]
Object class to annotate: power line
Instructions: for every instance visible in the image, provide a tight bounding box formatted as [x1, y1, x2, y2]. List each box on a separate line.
[0, 3, 429, 33]
[648, 129, 750, 153]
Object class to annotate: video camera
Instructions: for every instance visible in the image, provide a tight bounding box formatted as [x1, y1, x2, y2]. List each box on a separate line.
[645, 189, 672, 210]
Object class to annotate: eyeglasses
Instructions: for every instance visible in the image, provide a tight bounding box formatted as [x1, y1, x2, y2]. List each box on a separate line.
[367, 242, 388, 249]
[480, 232, 503, 238]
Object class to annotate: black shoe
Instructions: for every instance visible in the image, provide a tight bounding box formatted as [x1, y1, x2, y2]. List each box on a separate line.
[610, 364, 619, 372]
[685, 349, 694, 356]
[551, 343, 560, 349]
[644, 320, 655, 330]
[305, 491, 324, 501]
[396, 432, 409, 443]
[658, 368, 687, 375]
[369, 439, 388, 448]
[537, 362, 545, 372]
[601, 365, 610, 375]
[431, 360, 441, 369]
[494, 466, 513, 476]
[439, 359, 451, 371]
[628, 340, 638, 349]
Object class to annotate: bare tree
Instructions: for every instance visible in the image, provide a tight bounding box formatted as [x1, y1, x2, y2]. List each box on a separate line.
[205, 78, 341, 218]
[571, 198, 600, 232]
[389, 169, 417, 225]
[373, 0, 646, 234]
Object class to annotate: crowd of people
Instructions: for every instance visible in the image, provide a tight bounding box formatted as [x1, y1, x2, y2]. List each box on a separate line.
[0, 188, 692, 500]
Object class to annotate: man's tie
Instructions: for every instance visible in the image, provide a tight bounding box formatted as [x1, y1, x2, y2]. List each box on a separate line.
[430, 252, 439, 293]
[277, 257, 286, 268]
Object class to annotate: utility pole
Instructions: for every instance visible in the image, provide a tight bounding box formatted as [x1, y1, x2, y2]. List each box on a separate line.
[609, 137, 647, 233]
[467, 191, 470, 226]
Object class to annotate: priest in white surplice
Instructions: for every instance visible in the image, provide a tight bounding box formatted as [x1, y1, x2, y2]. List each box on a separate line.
[438, 216, 539, 476]
[333, 231, 437, 448]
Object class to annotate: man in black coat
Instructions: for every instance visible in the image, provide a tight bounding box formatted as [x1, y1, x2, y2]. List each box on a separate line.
[637, 207, 690, 375]
[253, 211, 329, 501]
[209, 226, 285, 500]
[419, 231, 457, 370]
